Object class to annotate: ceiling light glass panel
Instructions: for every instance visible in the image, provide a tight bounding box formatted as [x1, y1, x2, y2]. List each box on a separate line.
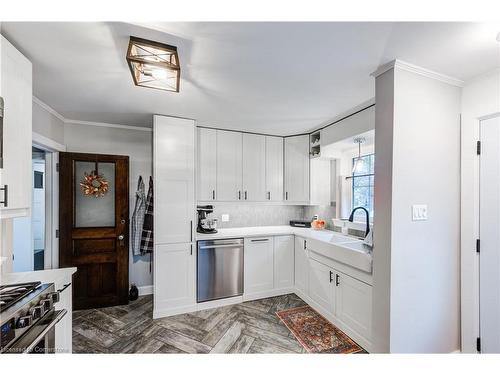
[126, 36, 180, 92]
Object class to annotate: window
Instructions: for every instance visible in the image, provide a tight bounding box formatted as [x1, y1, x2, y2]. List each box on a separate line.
[352, 153, 374, 220]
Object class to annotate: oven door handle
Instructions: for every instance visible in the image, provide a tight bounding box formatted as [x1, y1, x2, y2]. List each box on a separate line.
[15, 309, 67, 354]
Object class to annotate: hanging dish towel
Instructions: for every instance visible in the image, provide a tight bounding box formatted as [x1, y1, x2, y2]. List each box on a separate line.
[140, 176, 154, 255]
[131, 176, 146, 256]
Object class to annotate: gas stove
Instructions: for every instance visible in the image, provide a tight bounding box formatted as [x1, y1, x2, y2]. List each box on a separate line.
[0, 281, 66, 353]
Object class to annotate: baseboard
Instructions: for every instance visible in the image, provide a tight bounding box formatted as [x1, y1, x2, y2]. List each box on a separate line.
[138, 285, 153, 296]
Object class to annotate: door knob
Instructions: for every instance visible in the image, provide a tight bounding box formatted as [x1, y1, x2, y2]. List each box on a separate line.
[118, 234, 125, 241]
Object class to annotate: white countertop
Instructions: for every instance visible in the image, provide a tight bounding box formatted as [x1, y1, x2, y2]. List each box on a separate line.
[1, 267, 77, 285]
[197, 225, 373, 273]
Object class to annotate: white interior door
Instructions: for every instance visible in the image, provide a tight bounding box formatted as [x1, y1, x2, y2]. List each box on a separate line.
[479, 115, 500, 353]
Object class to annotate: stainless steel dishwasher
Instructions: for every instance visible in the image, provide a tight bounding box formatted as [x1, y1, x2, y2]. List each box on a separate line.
[197, 238, 244, 303]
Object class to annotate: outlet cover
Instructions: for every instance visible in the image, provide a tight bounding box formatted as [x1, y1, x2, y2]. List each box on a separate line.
[221, 214, 230, 222]
[412, 204, 428, 221]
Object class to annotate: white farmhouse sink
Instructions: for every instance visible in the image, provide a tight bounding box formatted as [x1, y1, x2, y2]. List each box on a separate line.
[305, 236, 373, 273]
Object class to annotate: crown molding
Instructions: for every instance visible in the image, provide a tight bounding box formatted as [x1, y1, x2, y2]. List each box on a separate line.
[371, 59, 464, 88]
[32, 96, 152, 132]
[65, 119, 152, 132]
[32, 96, 66, 122]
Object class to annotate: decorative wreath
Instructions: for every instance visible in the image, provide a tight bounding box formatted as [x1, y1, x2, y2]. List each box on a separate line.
[80, 171, 109, 198]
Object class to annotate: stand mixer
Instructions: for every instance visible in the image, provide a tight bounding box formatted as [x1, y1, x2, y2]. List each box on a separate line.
[196, 205, 218, 234]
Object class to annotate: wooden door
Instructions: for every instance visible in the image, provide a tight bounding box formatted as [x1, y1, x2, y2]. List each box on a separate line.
[59, 152, 129, 310]
[216, 130, 242, 201]
[242, 133, 266, 201]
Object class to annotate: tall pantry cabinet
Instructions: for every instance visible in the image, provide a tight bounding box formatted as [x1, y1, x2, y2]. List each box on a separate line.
[153, 115, 196, 318]
[0, 35, 33, 219]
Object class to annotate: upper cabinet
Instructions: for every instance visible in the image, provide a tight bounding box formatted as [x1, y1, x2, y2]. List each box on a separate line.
[216, 130, 242, 201]
[242, 133, 266, 201]
[197, 129, 286, 203]
[265, 136, 284, 201]
[154, 115, 196, 245]
[197, 127, 217, 201]
[0, 36, 33, 219]
[284, 135, 310, 204]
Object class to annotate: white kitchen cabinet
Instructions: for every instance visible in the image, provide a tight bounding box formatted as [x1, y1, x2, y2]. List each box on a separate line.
[308, 258, 335, 314]
[153, 115, 195, 244]
[197, 127, 217, 201]
[0, 36, 32, 219]
[334, 270, 372, 342]
[54, 274, 73, 353]
[265, 136, 284, 201]
[294, 236, 309, 297]
[273, 235, 294, 290]
[242, 133, 266, 201]
[153, 243, 195, 317]
[310, 158, 331, 206]
[284, 135, 310, 204]
[216, 130, 242, 201]
[244, 237, 274, 298]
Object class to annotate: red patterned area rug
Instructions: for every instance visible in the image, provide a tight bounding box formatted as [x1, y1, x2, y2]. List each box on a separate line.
[276, 306, 363, 353]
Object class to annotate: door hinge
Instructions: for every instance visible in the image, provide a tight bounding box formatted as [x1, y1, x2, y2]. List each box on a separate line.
[55, 229, 60, 239]
[56, 163, 60, 172]
[477, 141, 481, 155]
[477, 337, 481, 352]
[476, 239, 480, 253]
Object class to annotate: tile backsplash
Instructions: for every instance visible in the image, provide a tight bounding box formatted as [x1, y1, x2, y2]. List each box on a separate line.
[303, 204, 337, 230]
[208, 204, 304, 228]
[205, 203, 338, 229]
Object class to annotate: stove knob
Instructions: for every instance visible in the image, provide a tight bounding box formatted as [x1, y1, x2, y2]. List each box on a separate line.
[47, 291, 60, 303]
[40, 298, 53, 311]
[16, 315, 33, 329]
[29, 305, 44, 319]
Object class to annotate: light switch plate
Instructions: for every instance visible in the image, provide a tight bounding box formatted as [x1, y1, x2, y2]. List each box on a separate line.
[412, 204, 428, 221]
[221, 214, 229, 222]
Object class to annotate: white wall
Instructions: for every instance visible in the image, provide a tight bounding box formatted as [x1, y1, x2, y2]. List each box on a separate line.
[64, 122, 153, 288]
[32, 99, 65, 145]
[373, 62, 461, 353]
[461, 69, 500, 352]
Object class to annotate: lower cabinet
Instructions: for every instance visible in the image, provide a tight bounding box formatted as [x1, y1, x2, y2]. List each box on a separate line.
[294, 237, 309, 297]
[308, 257, 335, 313]
[244, 237, 274, 297]
[335, 270, 372, 342]
[307, 257, 372, 348]
[154, 243, 195, 317]
[273, 235, 294, 290]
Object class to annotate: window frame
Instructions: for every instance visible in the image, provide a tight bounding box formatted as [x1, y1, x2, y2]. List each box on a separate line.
[351, 153, 375, 220]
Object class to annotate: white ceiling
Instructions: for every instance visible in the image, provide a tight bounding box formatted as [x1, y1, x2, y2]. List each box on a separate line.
[1, 22, 499, 135]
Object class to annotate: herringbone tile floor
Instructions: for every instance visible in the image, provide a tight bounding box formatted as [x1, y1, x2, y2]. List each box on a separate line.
[72, 293, 310, 353]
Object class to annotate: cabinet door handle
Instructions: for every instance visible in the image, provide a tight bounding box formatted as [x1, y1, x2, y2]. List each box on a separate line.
[303, 240, 307, 250]
[268, 191, 271, 200]
[335, 274, 340, 286]
[0, 185, 7, 207]
[238, 191, 241, 200]
[250, 238, 269, 242]
[329, 271, 333, 283]
[190, 244, 193, 255]
[285, 191, 288, 201]
[244, 191, 247, 200]
[190, 220, 193, 242]
[212, 190, 215, 200]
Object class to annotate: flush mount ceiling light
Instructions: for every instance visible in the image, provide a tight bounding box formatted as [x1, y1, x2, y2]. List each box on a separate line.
[126, 36, 180, 92]
[352, 137, 366, 174]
